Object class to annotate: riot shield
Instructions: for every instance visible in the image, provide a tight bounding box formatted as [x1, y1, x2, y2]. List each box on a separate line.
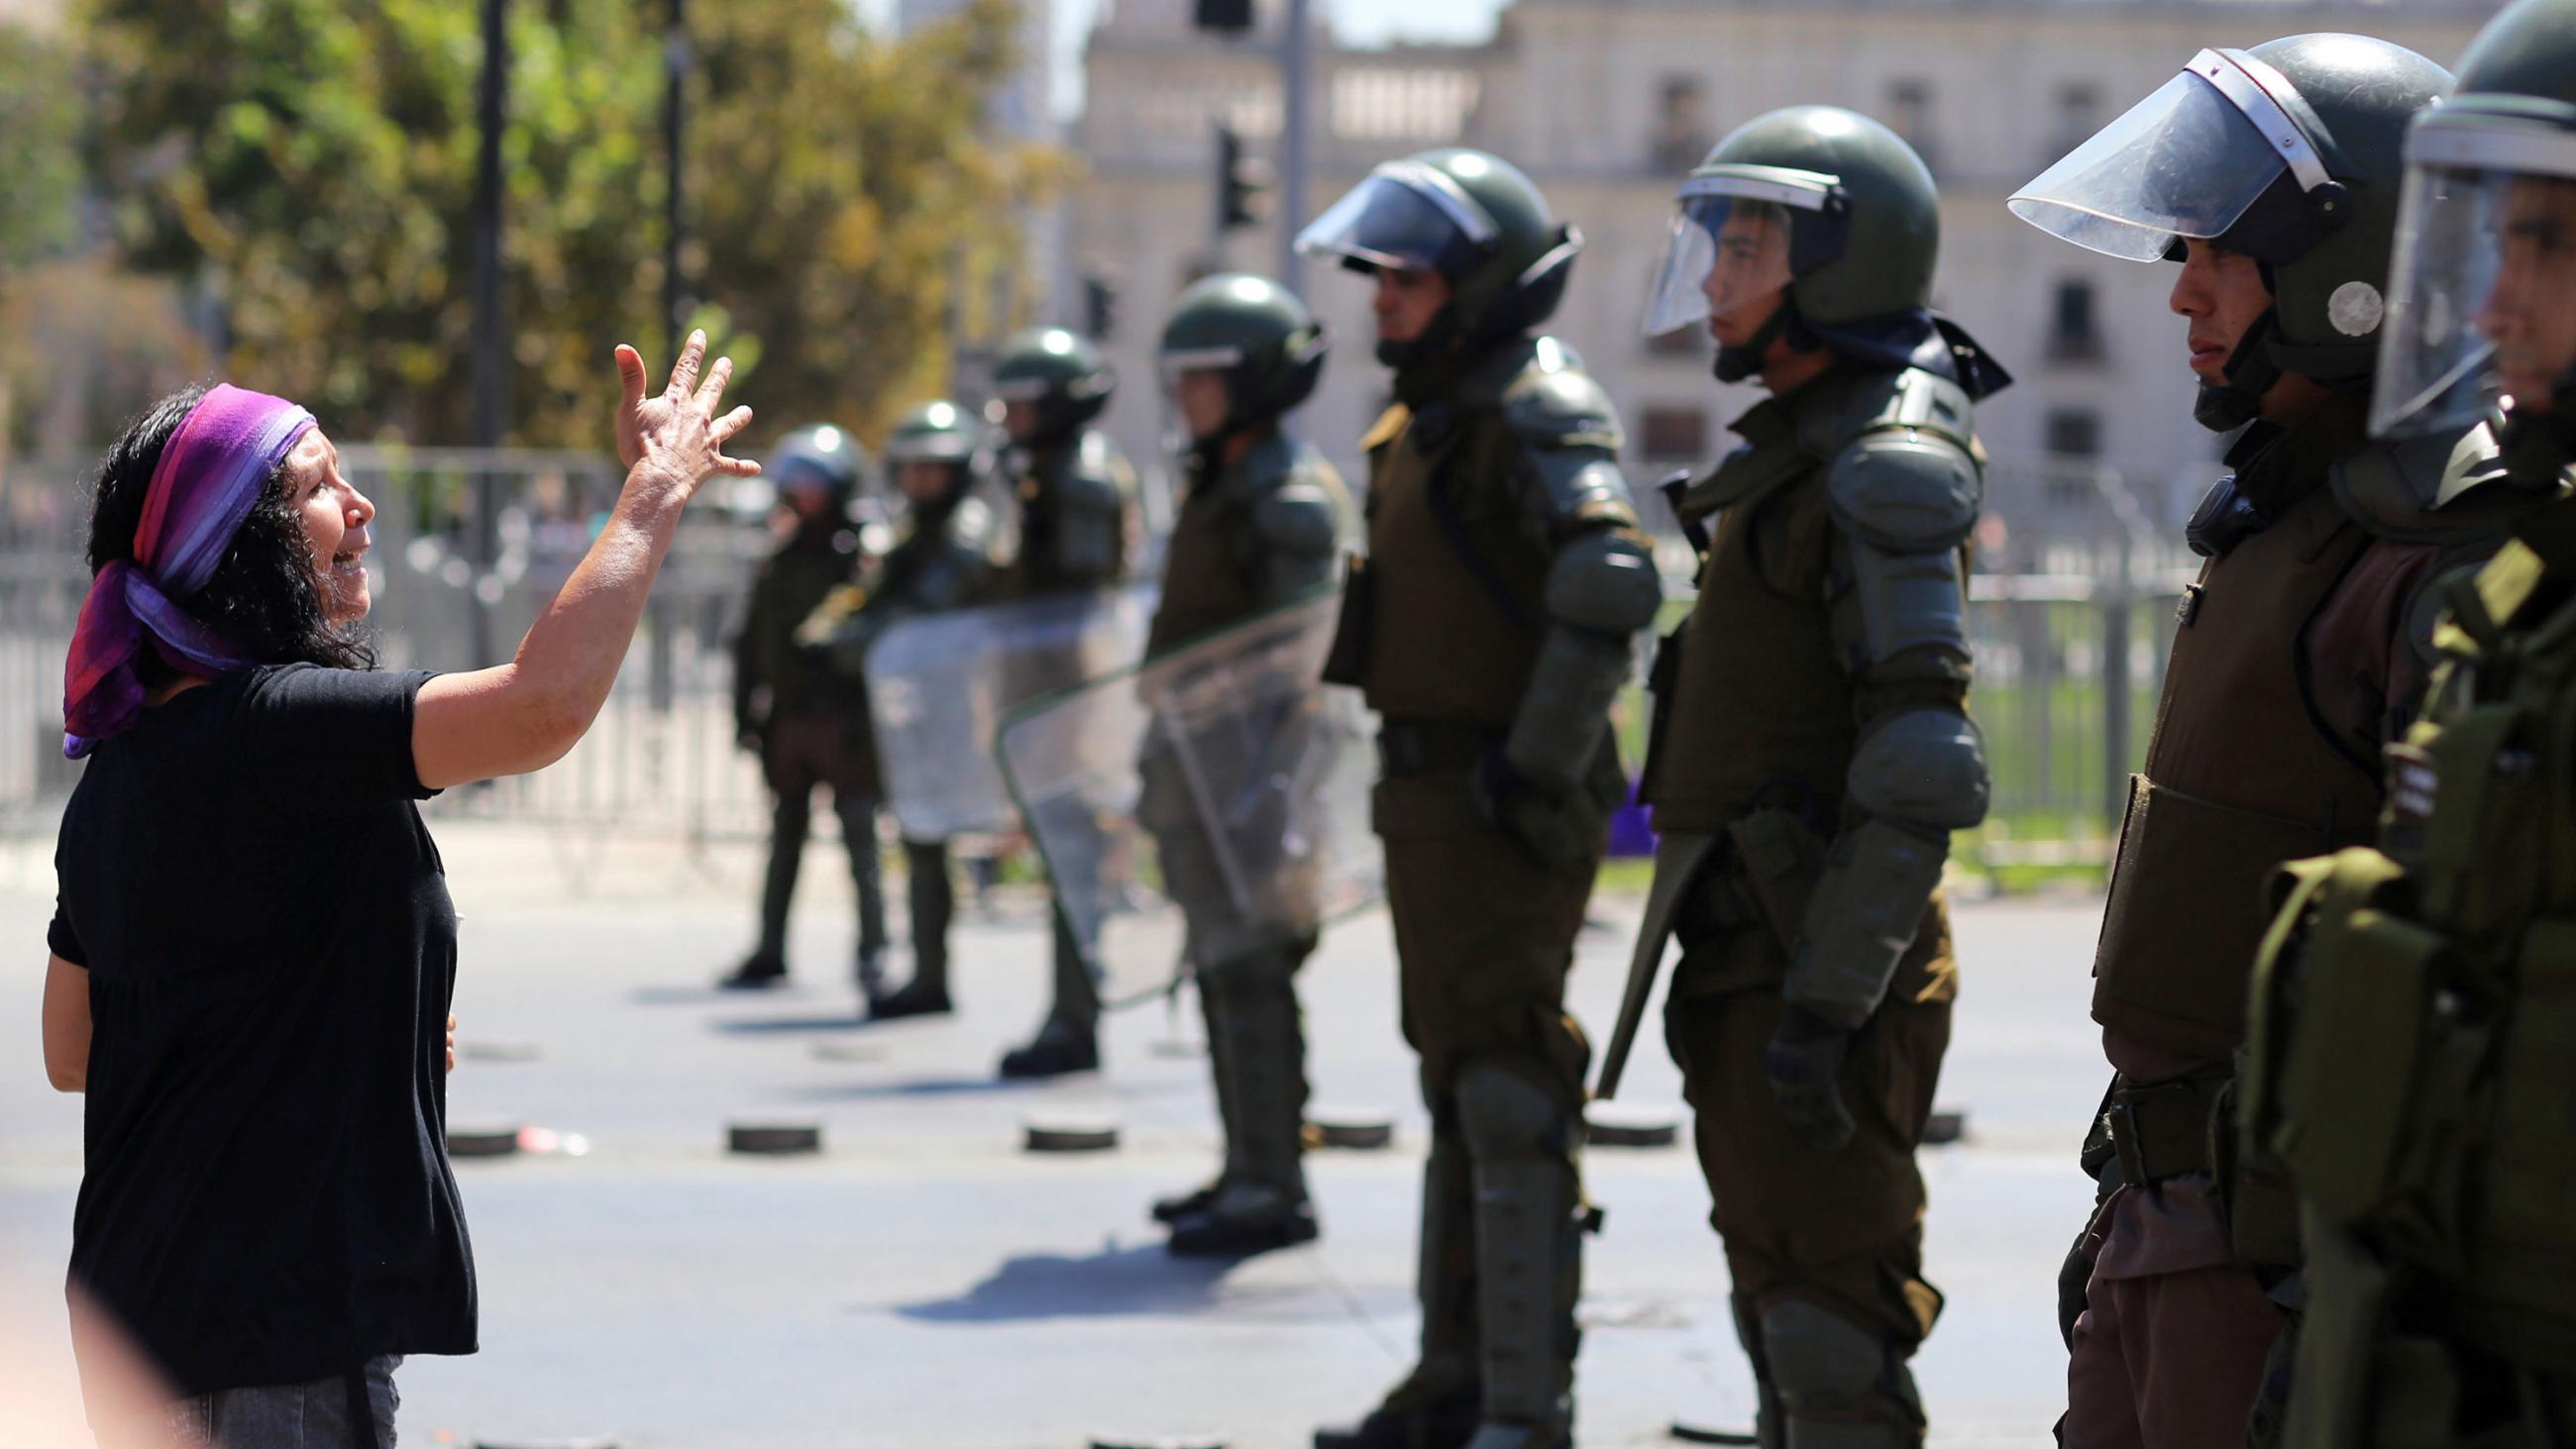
[997, 586, 1381, 1008]
[863, 583, 1158, 840]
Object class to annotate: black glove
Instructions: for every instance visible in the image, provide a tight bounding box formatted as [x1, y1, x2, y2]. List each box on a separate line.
[735, 716, 766, 755]
[1470, 749, 1583, 871]
[1763, 1003, 1857, 1150]
[2057, 1226, 2096, 1351]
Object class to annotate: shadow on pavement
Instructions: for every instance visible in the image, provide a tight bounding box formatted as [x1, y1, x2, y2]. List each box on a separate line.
[708, 1014, 875, 1034]
[894, 1243, 1249, 1322]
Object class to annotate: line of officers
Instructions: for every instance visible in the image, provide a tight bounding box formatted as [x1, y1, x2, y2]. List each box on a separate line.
[725, 1, 2576, 1443]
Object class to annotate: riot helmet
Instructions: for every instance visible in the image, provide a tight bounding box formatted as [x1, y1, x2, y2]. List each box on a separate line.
[2012, 36, 2453, 429]
[883, 398, 983, 510]
[767, 423, 867, 526]
[1645, 105, 2003, 392]
[2373, 0, 2576, 481]
[991, 327, 1115, 447]
[1156, 272, 1328, 445]
[1296, 148, 1580, 367]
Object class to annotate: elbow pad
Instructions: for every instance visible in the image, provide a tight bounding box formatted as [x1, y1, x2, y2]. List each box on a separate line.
[1504, 528, 1663, 792]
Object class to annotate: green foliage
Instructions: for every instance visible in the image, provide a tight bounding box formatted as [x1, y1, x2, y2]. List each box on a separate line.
[82, 0, 1046, 448]
[0, 23, 81, 275]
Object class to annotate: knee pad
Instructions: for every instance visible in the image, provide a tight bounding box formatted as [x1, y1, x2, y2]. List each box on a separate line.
[1455, 1062, 1568, 1162]
[1760, 1298, 1922, 1436]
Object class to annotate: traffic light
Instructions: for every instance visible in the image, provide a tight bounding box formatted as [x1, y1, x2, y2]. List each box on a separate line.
[1083, 273, 1118, 342]
[1217, 124, 1271, 232]
[1194, 0, 1255, 32]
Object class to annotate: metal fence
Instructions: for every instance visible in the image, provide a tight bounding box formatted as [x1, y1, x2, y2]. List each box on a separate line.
[0, 446, 2211, 881]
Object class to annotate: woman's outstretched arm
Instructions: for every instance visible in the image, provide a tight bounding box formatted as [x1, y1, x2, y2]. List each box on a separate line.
[414, 333, 756, 790]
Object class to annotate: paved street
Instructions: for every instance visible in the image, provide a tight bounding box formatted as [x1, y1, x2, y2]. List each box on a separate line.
[1, 822, 2103, 1449]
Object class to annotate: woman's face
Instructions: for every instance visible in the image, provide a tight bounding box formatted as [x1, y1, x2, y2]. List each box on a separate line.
[282, 428, 376, 624]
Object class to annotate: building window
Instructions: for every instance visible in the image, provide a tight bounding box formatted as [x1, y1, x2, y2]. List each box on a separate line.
[1641, 406, 1709, 463]
[1886, 77, 1937, 173]
[1651, 74, 1711, 173]
[2052, 81, 2101, 159]
[2045, 408, 2102, 460]
[2047, 278, 2105, 363]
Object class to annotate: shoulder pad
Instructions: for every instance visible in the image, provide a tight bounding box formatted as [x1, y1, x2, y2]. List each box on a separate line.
[1802, 365, 1976, 461]
[1502, 356, 1625, 454]
[1254, 480, 1344, 559]
[2331, 422, 2530, 546]
[1825, 425, 1982, 554]
[1053, 434, 1129, 513]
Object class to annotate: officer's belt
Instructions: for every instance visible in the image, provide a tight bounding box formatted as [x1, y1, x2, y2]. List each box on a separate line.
[2091, 1069, 2229, 1187]
[1376, 720, 1503, 777]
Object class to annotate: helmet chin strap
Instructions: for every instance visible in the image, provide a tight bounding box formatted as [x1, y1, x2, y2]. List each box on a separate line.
[2194, 308, 2289, 433]
[2500, 364, 2576, 490]
[1712, 295, 1822, 385]
[1383, 304, 1474, 403]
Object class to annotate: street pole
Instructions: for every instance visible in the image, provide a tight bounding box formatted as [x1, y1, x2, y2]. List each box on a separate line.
[663, 0, 691, 364]
[1277, 0, 1313, 291]
[469, 0, 508, 670]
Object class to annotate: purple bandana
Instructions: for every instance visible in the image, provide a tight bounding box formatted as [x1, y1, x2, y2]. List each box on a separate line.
[61, 384, 317, 758]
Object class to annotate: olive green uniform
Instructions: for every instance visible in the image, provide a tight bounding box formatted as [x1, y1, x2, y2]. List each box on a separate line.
[2246, 491, 2576, 1449]
[1143, 431, 1352, 1239]
[1334, 334, 1656, 1439]
[992, 430, 1135, 1047]
[803, 487, 999, 1003]
[1639, 364, 1986, 1443]
[734, 521, 886, 983]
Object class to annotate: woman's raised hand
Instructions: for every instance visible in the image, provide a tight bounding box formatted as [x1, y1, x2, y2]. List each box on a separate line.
[612, 330, 759, 495]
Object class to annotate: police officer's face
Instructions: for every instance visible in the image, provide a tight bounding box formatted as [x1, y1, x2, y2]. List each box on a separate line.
[1172, 367, 1232, 441]
[1701, 209, 1794, 348]
[2168, 242, 2273, 384]
[1371, 267, 1449, 345]
[898, 461, 957, 506]
[2478, 177, 2576, 416]
[1002, 400, 1041, 444]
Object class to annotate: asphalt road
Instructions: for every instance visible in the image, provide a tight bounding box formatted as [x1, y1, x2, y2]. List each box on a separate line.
[0, 822, 2105, 1448]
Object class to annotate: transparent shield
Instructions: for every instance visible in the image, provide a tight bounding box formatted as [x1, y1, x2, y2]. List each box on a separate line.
[2008, 67, 2288, 262]
[998, 587, 1381, 1008]
[1643, 194, 1800, 337]
[2373, 164, 2576, 439]
[1295, 164, 1489, 273]
[863, 583, 1158, 840]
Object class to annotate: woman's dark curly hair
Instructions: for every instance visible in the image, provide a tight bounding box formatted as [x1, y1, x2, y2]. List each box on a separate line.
[86, 384, 375, 686]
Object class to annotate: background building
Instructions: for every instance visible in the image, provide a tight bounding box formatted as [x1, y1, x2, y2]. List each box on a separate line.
[1067, 0, 2506, 539]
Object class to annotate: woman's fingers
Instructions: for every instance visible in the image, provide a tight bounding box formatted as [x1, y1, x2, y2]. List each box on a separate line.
[715, 452, 764, 478]
[614, 344, 648, 409]
[695, 354, 733, 413]
[664, 329, 706, 400]
[711, 404, 754, 443]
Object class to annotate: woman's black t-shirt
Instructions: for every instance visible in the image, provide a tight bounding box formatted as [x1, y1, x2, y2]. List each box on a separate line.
[48, 664, 476, 1396]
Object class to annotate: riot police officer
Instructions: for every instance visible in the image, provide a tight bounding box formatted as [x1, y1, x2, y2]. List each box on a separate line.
[722, 424, 889, 997]
[986, 327, 1139, 1079]
[2009, 36, 2540, 1448]
[1606, 105, 2007, 1448]
[1140, 273, 1354, 1257]
[1297, 149, 1663, 1449]
[802, 400, 1001, 1019]
[2244, 3, 2576, 1442]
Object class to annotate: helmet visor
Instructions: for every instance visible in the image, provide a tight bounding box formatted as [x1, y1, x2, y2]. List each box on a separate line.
[1295, 160, 1498, 274]
[2374, 123, 2576, 438]
[2008, 54, 2308, 262]
[1642, 167, 1841, 337]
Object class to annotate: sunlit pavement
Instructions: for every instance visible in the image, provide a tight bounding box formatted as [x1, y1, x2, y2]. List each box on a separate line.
[0, 824, 2100, 1448]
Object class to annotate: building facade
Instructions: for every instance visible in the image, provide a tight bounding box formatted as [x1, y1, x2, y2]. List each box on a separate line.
[1067, 0, 2505, 539]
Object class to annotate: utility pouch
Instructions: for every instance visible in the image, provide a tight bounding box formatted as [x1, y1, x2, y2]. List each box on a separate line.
[2266, 850, 2445, 1228]
[1321, 552, 1372, 687]
[1724, 805, 1826, 957]
[2284, 1214, 2414, 1449]
[2212, 1068, 2304, 1270]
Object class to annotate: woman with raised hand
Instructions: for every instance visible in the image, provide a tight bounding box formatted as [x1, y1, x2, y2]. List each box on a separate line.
[39, 334, 753, 1448]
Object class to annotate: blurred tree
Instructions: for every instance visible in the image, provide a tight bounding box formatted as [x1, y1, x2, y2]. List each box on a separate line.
[0, 24, 80, 278]
[83, 0, 1050, 449]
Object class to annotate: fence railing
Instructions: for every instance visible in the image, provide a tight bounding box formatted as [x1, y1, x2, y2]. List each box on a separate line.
[0, 446, 2210, 884]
